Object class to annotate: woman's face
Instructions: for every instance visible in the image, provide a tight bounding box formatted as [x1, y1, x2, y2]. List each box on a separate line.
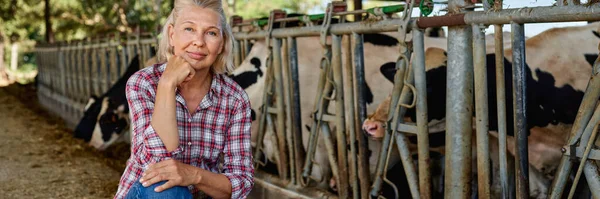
[169, 6, 223, 71]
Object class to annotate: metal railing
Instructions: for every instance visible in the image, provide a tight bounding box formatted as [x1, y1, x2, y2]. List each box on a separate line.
[33, 0, 600, 198]
[35, 33, 156, 127]
[231, 1, 600, 198]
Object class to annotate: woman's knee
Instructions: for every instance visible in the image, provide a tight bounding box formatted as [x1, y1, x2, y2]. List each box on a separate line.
[126, 181, 193, 199]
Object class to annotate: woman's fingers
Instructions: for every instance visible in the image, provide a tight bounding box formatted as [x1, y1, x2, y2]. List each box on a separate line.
[140, 171, 158, 183]
[141, 172, 166, 187]
[154, 180, 178, 192]
[184, 64, 195, 82]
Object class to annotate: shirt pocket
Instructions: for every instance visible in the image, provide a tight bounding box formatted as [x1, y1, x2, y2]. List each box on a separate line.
[196, 116, 227, 165]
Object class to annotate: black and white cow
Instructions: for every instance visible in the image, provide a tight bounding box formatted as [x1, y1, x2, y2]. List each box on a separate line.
[74, 54, 142, 150]
[362, 22, 600, 198]
[227, 21, 454, 193]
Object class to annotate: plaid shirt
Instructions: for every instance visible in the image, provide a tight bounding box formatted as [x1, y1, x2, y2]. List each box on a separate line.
[114, 64, 254, 199]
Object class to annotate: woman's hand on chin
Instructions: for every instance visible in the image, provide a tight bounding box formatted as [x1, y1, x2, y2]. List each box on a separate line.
[138, 159, 203, 192]
[161, 55, 196, 87]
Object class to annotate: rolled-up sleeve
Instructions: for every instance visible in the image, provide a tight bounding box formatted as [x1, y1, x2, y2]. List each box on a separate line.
[222, 98, 254, 199]
[126, 73, 183, 162]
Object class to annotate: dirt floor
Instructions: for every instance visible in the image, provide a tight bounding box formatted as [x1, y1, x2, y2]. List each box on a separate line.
[0, 84, 131, 199]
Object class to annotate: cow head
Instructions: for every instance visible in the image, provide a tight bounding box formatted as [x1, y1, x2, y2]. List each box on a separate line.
[93, 99, 130, 150]
[362, 47, 448, 139]
[74, 95, 102, 142]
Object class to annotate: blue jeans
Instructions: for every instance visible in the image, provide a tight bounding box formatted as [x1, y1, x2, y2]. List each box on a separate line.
[125, 180, 193, 199]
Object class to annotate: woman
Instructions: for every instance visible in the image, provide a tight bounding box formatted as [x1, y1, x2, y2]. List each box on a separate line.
[114, 0, 254, 198]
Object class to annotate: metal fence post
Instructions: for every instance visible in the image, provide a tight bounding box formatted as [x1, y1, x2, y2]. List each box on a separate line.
[511, 22, 530, 198]
[352, 32, 371, 199]
[444, 0, 474, 198]
[472, 23, 491, 199]
[332, 34, 349, 198]
[413, 27, 431, 199]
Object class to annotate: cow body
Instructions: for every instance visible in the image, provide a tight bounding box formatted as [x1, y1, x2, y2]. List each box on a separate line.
[229, 26, 464, 193]
[74, 55, 142, 150]
[362, 22, 600, 198]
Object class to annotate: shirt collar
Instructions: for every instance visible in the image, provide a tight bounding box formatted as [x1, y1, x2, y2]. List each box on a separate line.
[165, 68, 220, 110]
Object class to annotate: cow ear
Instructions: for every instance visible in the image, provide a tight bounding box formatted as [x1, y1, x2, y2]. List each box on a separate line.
[585, 54, 598, 67]
[379, 62, 398, 83]
[593, 31, 600, 39]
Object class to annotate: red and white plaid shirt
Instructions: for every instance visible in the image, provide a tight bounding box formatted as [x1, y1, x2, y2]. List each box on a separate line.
[115, 63, 254, 199]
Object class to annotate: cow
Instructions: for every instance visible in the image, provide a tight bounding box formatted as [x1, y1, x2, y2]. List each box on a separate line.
[361, 22, 600, 198]
[227, 21, 463, 194]
[74, 54, 145, 150]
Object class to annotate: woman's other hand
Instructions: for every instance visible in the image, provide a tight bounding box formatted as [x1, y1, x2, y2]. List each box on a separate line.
[139, 159, 202, 192]
[161, 55, 196, 87]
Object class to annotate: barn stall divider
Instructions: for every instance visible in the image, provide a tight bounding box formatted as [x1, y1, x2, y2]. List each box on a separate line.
[33, 0, 600, 198]
[230, 0, 600, 198]
[35, 32, 157, 128]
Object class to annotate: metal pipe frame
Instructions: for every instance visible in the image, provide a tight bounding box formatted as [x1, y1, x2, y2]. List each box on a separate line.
[281, 38, 296, 185]
[494, 22, 512, 199]
[233, 39, 242, 67]
[444, 1, 474, 198]
[272, 38, 289, 181]
[391, 57, 420, 199]
[332, 34, 350, 198]
[511, 22, 530, 198]
[253, 48, 274, 170]
[473, 23, 491, 199]
[549, 49, 600, 199]
[343, 34, 360, 199]
[234, 5, 600, 40]
[352, 32, 371, 199]
[568, 123, 599, 199]
[583, 161, 600, 198]
[287, 37, 306, 186]
[253, 170, 339, 199]
[370, 58, 408, 198]
[412, 27, 431, 199]
[301, 48, 338, 186]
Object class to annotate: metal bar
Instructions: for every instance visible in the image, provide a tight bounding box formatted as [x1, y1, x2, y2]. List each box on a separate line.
[390, 57, 420, 199]
[287, 37, 305, 186]
[301, 48, 334, 185]
[320, 119, 340, 187]
[343, 33, 359, 199]
[332, 34, 349, 198]
[564, 148, 600, 160]
[234, 5, 600, 40]
[243, 39, 251, 58]
[550, 54, 600, 198]
[412, 27, 431, 199]
[511, 22, 530, 198]
[352, 32, 370, 199]
[233, 39, 241, 67]
[281, 38, 296, 185]
[272, 38, 289, 181]
[473, 23, 491, 199]
[494, 23, 512, 199]
[583, 161, 600, 198]
[253, 170, 339, 199]
[370, 59, 407, 198]
[444, 1, 474, 198]
[463, 5, 600, 25]
[568, 123, 599, 199]
[253, 48, 273, 169]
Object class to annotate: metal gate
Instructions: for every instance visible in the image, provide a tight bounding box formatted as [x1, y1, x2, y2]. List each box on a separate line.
[229, 1, 600, 198]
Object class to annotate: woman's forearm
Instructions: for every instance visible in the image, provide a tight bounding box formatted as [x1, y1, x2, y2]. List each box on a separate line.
[193, 169, 232, 199]
[151, 79, 180, 152]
